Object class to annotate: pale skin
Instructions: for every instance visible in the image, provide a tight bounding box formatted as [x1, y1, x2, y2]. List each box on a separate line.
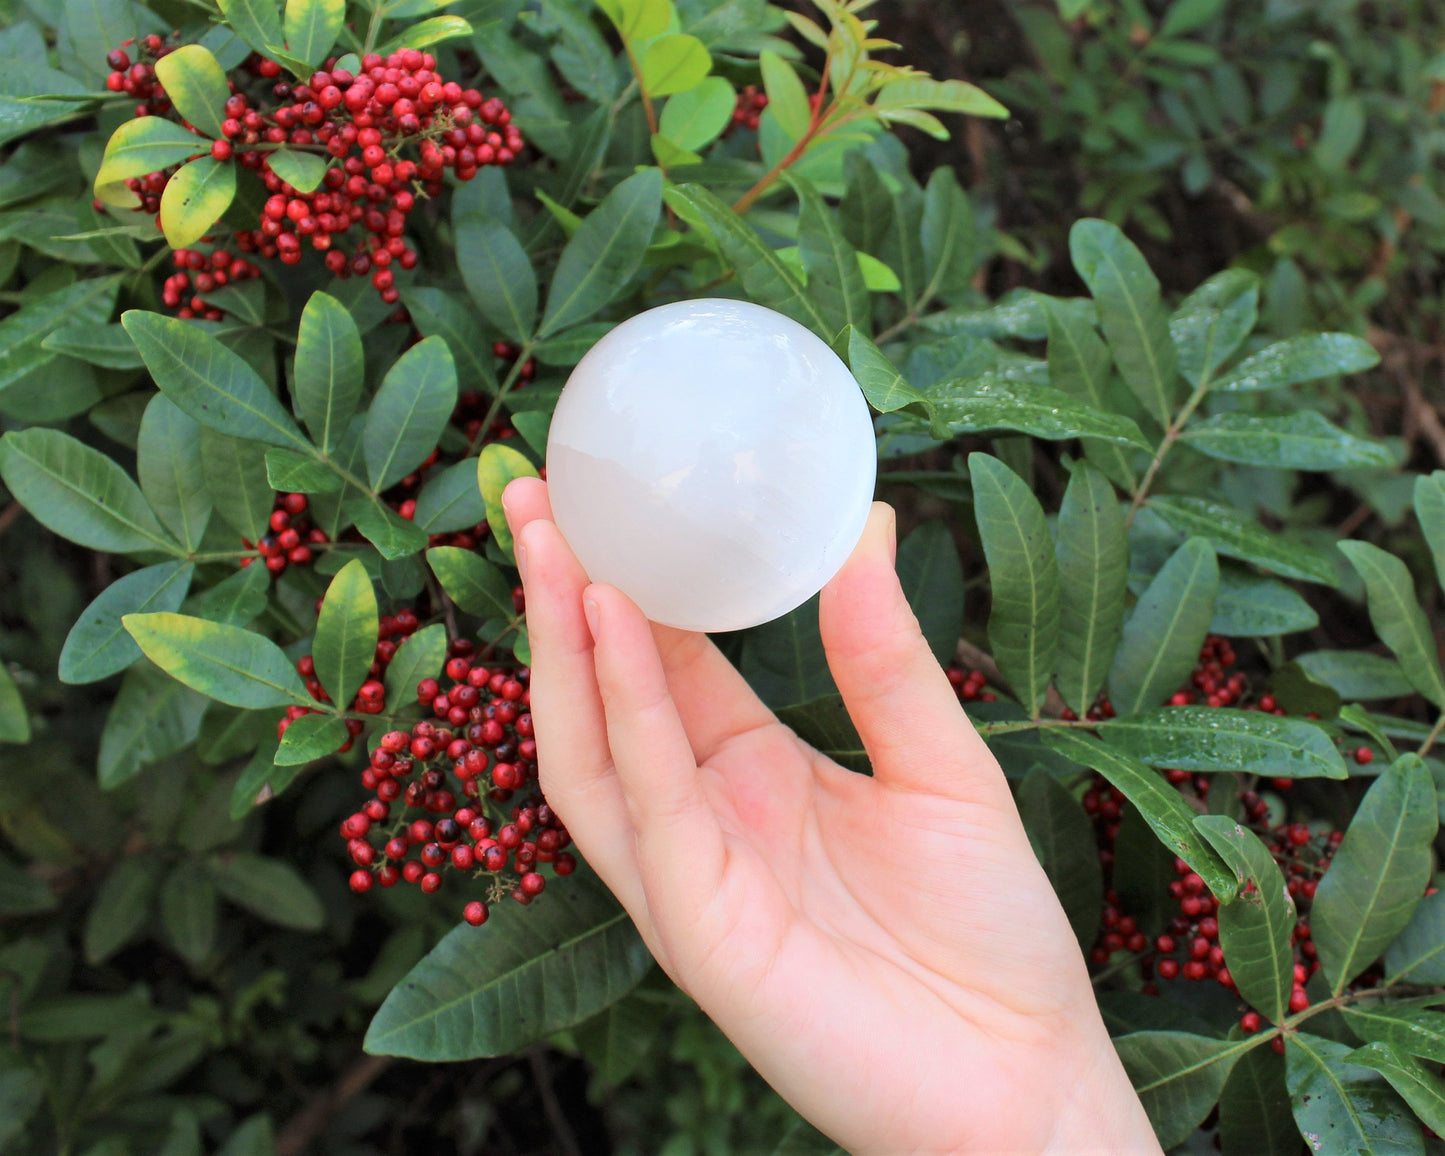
[503, 478, 1163, 1156]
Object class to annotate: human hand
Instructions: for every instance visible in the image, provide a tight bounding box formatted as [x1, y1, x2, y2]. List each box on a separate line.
[504, 478, 1161, 1155]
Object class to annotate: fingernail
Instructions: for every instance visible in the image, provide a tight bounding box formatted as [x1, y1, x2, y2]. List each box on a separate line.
[886, 506, 897, 567]
[582, 593, 601, 641]
[514, 536, 528, 583]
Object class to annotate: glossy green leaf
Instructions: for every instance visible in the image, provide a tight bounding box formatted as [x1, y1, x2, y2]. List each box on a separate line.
[366, 870, 650, 1058]
[414, 460, 487, 534]
[896, 520, 964, 666]
[60, 562, 194, 685]
[200, 428, 274, 541]
[1295, 650, 1413, 702]
[274, 711, 347, 764]
[192, 563, 270, 629]
[839, 153, 895, 270]
[1218, 1041, 1296, 1156]
[383, 623, 447, 710]
[264, 446, 341, 493]
[265, 146, 328, 193]
[345, 496, 428, 560]
[159, 157, 236, 250]
[1041, 729, 1234, 896]
[1055, 462, 1127, 716]
[44, 321, 144, 370]
[919, 166, 975, 304]
[759, 50, 809, 140]
[540, 169, 662, 338]
[283, 0, 344, 66]
[1168, 268, 1258, 387]
[969, 453, 1059, 715]
[402, 288, 497, 395]
[94, 118, 209, 207]
[791, 174, 868, 337]
[739, 596, 834, 708]
[1114, 1031, 1249, 1148]
[843, 327, 932, 418]
[427, 547, 514, 620]
[1100, 707, 1346, 779]
[123, 311, 310, 451]
[1182, 411, 1394, 471]
[927, 377, 1150, 448]
[1349, 1041, 1445, 1134]
[1108, 539, 1218, 716]
[0, 276, 121, 396]
[1069, 218, 1178, 426]
[1149, 495, 1336, 586]
[640, 34, 710, 96]
[293, 291, 362, 453]
[1018, 767, 1103, 950]
[218, 0, 283, 57]
[153, 45, 229, 140]
[138, 395, 211, 551]
[83, 857, 161, 965]
[376, 14, 471, 54]
[207, 852, 324, 930]
[1210, 567, 1318, 637]
[1195, 816, 1296, 1023]
[1043, 295, 1137, 488]
[1213, 333, 1380, 391]
[773, 694, 867, 773]
[0, 665, 27, 744]
[1340, 1001, 1445, 1063]
[1339, 541, 1445, 708]
[363, 337, 457, 491]
[98, 662, 208, 789]
[671, 184, 830, 336]
[1287, 1033, 1422, 1156]
[160, 867, 217, 966]
[1414, 472, 1445, 597]
[874, 76, 1008, 118]
[594, 0, 671, 40]
[0, 428, 178, 555]
[1386, 892, 1445, 984]
[1313, 754, 1436, 994]
[659, 75, 734, 150]
[456, 215, 536, 343]
[476, 442, 538, 561]
[124, 612, 311, 709]
[313, 559, 377, 711]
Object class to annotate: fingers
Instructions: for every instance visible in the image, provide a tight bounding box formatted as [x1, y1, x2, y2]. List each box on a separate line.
[650, 624, 778, 764]
[819, 503, 1009, 808]
[584, 582, 729, 935]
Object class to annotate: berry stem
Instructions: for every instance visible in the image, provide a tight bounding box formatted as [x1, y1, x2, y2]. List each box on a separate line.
[1124, 373, 1216, 528]
[731, 55, 837, 216]
[1417, 711, 1445, 758]
[467, 343, 535, 457]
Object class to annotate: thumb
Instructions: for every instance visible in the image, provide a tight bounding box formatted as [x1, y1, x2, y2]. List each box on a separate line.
[818, 503, 1009, 807]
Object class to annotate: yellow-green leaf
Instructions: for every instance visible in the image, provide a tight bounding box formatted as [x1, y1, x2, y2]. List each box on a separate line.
[154, 45, 230, 139]
[284, 0, 346, 67]
[159, 156, 237, 249]
[640, 34, 710, 97]
[476, 443, 538, 562]
[94, 118, 207, 208]
[123, 612, 312, 709]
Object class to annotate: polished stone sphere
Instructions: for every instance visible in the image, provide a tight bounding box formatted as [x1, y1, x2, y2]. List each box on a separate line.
[545, 298, 877, 632]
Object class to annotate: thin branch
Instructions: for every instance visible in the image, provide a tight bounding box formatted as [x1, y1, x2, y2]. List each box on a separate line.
[527, 1047, 583, 1156]
[276, 1053, 395, 1156]
[0, 502, 22, 542]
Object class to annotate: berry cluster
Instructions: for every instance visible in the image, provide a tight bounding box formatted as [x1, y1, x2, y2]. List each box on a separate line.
[160, 247, 264, 320]
[729, 85, 769, 131]
[339, 656, 574, 925]
[240, 492, 329, 576]
[103, 36, 174, 116]
[946, 665, 997, 703]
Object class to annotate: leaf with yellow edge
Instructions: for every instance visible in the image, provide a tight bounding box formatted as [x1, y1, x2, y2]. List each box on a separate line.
[476, 443, 538, 562]
[154, 45, 230, 139]
[94, 118, 207, 208]
[160, 157, 236, 249]
[123, 613, 312, 709]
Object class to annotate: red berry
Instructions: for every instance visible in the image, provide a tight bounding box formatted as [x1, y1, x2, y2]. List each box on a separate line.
[1354, 746, 1374, 765]
[463, 900, 488, 926]
[349, 869, 373, 893]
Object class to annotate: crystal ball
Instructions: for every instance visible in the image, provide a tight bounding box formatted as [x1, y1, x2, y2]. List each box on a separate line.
[545, 298, 878, 633]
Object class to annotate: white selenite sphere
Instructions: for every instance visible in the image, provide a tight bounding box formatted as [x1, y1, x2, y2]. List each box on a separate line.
[545, 298, 878, 633]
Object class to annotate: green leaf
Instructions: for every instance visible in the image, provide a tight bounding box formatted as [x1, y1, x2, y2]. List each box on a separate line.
[1212, 333, 1380, 392]
[94, 118, 208, 207]
[60, 562, 195, 685]
[0, 665, 27, 745]
[455, 216, 535, 343]
[640, 34, 710, 96]
[1101, 707, 1346, 779]
[659, 75, 734, 150]
[98, 662, 207, 789]
[1149, 495, 1337, 586]
[1069, 218, 1178, 426]
[594, 0, 671, 40]
[1017, 767, 1104, 950]
[138, 395, 212, 552]
[1313, 754, 1437, 995]
[1338, 541, 1445, 708]
[207, 852, 325, 930]
[192, 563, 270, 628]
[1295, 650, 1414, 702]
[1055, 461, 1128, 716]
[415, 460, 487, 533]
[1195, 816, 1296, 1024]
[376, 14, 471, 53]
[575, 993, 672, 1087]
[773, 694, 867, 773]
[1043, 295, 1138, 488]
[0, 428, 178, 555]
[739, 596, 834, 709]
[266, 146, 329, 193]
[291, 293, 364, 450]
[44, 322, 144, 370]
[402, 288, 497, 396]
[1415, 472, 1445, 596]
[153, 45, 229, 140]
[122, 311, 310, 451]
[427, 547, 514, 620]
[200, 428, 274, 541]
[896, 520, 964, 667]
[313, 559, 377, 711]
[926, 377, 1151, 448]
[843, 327, 932, 418]
[218, 0, 284, 57]
[264, 446, 341, 493]
[969, 453, 1059, 716]
[476, 443, 538, 562]
[283, 0, 344, 66]
[274, 711, 347, 764]
[759, 50, 809, 140]
[1168, 268, 1258, 387]
[790, 174, 868, 337]
[160, 867, 217, 966]
[383, 622, 447, 710]
[874, 76, 1008, 119]
[1349, 1041, 1445, 1134]
[83, 857, 161, 965]
[363, 337, 457, 491]
[1114, 1031, 1249, 1149]
[0, 276, 121, 396]
[0, 856, 53, 914]
[671, 184, 830, 336]
[540, 169, 663, 338]
[1314, 95, 1367, 171]
[1339, 1001, 1445, 1063]
[159, 157, 237, 249]
[1181, 410, 1394, 471]
[123, 613, 311, 709]
[1219, 1046, 1297, 1156]
[919, 166, 975, 304]
[364, 871, 651, 1059]
[345, 496, 429, 560]
[1287, 1033, 1422, 1156]
[1211, 567, 1319, 637]
[1386, 891, 1445, 984]
[1108, 538, 1218, 717]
